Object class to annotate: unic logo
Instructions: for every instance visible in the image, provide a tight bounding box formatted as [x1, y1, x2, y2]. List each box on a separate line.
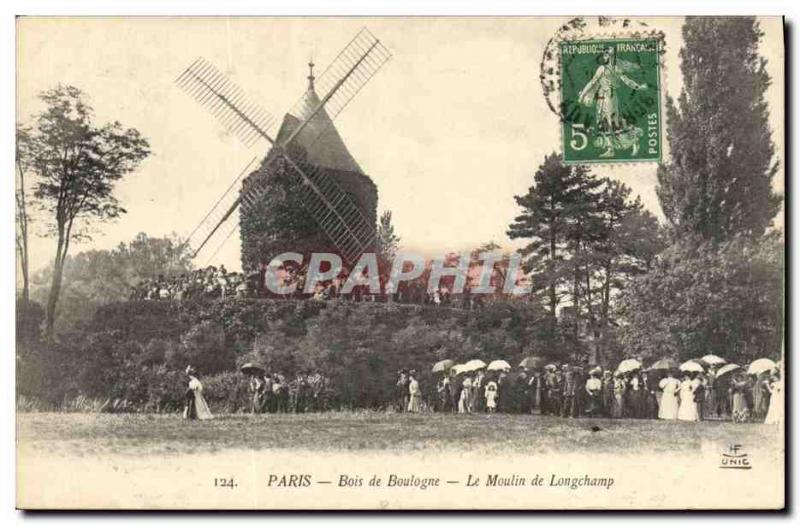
[719, 444, 752, 470]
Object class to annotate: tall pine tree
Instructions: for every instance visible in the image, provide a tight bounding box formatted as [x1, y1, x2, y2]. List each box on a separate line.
[656, 17, 781, 242]
[507, 153, 601, 331]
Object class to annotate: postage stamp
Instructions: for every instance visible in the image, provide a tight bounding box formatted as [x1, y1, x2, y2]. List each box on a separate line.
[14, 16, 784, 511]
[559, 38, 662, 164]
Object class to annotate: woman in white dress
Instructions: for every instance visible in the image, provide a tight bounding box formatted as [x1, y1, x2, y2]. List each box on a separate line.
[764, 370, 783, 425]
[677, 374, 699, 422]
[183, 366, 214, 420]
[458, 375, 472, 414]
[407, 373, 421, 413]
[658, 371, 681, 420]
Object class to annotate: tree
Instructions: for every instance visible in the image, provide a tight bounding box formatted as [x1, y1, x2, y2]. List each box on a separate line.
[29, 233, 192, 332]
[620, 233, 783, 363]
[656, 17, 781, 242]
[579, 180, 665, 364]
[16, 125, 33, 302]
[620, 17, 784, 366]
[509, 154, 666, 364]
[376, 210, 400, 262]
[508, 153, 594, 321]
[25, 85, 150, 338]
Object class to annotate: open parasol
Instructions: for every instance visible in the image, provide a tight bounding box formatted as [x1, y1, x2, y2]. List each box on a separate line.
[748, 358, 777, 376]
[679, 360, 705, 373]
[701, 354, 726, 366]
[519, 356, 544, 369]
[616, 358, 642, 373]
[464, 359, 487, 372]
[432, 359, 455, 373]
[488, 359, 512, 372]
[649, 358, 679, 371]
[715, 363, 741, 379]
[239, 362, 266, 376]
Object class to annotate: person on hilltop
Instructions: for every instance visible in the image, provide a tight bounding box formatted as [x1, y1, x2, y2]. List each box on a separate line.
[183, 366, 213, 421]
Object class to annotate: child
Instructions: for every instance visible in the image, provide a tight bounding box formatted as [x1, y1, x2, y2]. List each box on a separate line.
[484, 380, 499, 413]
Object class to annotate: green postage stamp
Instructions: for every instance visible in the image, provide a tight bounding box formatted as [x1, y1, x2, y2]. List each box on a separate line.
[560, 38, 662, 164]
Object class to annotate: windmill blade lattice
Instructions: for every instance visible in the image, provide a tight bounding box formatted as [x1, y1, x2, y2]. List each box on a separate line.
[283, 157, 376, 262]
[176, 58, 277, 147]
[184, 157, 257, 256]
[287, 28, 392, 142]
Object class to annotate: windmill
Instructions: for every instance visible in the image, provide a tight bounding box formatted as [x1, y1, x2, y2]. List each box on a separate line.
[176, 28, 391, 264]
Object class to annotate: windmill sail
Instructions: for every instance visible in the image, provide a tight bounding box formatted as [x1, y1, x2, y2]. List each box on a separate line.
[183, 157, 258, 256]
[176, 57, 277, 147]
[176, 28, 391, 262]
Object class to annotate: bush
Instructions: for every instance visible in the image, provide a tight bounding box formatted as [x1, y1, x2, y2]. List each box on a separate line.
[18, 297, 562, 412]
[200, 372, 252, 413]
[16, 298, 45, 343]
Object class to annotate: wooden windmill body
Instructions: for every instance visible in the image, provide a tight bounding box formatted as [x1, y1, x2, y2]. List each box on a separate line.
[239, 64, 378, 272]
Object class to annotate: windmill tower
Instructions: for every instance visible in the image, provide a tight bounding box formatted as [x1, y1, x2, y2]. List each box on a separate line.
[239, 61, 378, 272]
[175, 29, 391, 271]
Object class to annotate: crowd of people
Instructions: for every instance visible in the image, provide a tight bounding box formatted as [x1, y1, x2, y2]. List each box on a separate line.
[130, 265, 256, 301]
[247, 370, 331, 414]
[394, 360, 783, 424]
[132, 265, 496, 309]
[181, 357, 782, 425]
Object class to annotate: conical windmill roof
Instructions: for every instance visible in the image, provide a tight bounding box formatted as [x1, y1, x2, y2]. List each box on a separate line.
[275, 81, 363, 174]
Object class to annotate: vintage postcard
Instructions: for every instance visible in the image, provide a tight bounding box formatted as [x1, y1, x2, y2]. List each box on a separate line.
[15, 16, 785, 510]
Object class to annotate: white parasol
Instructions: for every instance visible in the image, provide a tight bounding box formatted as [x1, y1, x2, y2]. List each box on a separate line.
[701, 354, 727, 366]
[679, 360, 705, 373]
[616, 358, 642, 373]
[716, 363, 741, 379]
[747, 358, 777, 376]
[463, 359, 487, 372]
[487, 359, 512, 372]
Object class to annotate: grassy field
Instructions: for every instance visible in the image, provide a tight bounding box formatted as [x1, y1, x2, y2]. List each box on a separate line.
[16, 411, 782, 457]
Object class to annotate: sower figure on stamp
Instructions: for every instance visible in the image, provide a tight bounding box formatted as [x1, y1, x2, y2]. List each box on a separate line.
[578, 46, 648, 158]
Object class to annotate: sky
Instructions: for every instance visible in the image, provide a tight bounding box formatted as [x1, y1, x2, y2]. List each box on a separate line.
[16, 17, 785, 274]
